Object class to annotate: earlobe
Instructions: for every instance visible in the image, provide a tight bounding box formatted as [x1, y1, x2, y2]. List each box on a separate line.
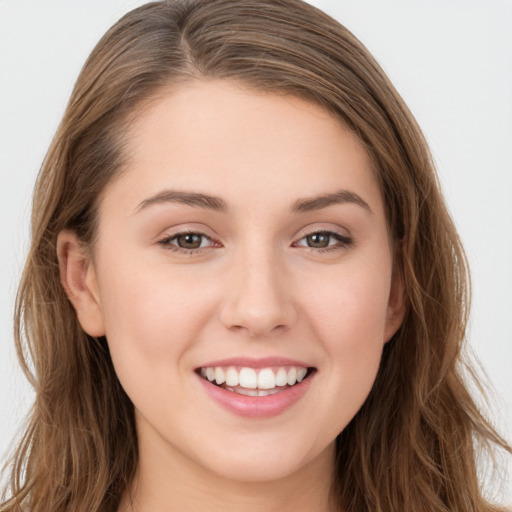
[56, 229, 106, 337]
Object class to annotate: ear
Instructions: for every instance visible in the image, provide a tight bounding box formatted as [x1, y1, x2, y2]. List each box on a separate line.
[384, 247, 406, 343]
[57, 229, 106, 337]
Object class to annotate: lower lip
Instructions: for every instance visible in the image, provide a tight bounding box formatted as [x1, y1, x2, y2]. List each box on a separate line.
[196, 372, 315, 418]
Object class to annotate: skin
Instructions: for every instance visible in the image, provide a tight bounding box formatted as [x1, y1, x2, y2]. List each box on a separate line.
[58, 80, 404, 512]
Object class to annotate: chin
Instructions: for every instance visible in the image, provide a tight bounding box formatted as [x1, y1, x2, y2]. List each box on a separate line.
[201, 454, 305, 483]
[190, 434, 331, 484]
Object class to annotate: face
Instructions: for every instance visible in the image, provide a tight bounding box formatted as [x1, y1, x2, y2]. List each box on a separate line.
[62, 80, 403, 485]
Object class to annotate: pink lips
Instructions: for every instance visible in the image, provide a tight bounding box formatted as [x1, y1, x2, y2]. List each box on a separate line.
[196, 356, 311, 369]
[195, 357, 315, 418]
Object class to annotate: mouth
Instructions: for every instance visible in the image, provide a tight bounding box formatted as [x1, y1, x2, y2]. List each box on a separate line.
[195, 365, 316, 397]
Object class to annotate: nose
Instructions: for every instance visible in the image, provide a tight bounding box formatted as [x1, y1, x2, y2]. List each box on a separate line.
[219, 249, 297, 337]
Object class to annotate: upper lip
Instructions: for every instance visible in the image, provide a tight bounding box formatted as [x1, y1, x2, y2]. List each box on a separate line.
[196, 356, 313, 369]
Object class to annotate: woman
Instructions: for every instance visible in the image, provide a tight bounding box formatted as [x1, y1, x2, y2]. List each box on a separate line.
[1, 1, 510, 511]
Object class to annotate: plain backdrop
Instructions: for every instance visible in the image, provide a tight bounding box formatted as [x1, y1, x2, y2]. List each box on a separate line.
[1, 0, 511, 503]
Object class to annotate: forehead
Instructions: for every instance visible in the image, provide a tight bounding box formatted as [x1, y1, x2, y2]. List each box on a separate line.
[102, 79, 383, 218]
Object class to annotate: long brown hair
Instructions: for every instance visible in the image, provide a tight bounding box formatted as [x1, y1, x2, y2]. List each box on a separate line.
[2, 1, 510, 511]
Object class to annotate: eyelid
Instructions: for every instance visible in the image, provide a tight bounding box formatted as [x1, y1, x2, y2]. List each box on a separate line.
[294, 223, 352, 240]
[155, 224, 353, 254]
[292, 227, 353, 251]
[155, 223, 218, 243]
[157, 227, 222, 254]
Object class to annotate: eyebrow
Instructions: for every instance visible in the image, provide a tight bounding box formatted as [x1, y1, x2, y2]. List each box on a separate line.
[134, 188, 372, 215]
[135, 190, 228, 214]
[290, 189, 373, 214]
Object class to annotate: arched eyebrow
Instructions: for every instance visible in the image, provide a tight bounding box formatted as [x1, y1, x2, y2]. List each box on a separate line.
[135, 190, 228, 214]
[134, 188, 372, 215]
[290, 189, 373, 214]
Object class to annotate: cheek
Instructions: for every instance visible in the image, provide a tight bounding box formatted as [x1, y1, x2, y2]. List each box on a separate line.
[95, 262, 221, 430]
[309, 261, 391, 348]
[97, 260, 214, 375]
[304, 258, 392, 403]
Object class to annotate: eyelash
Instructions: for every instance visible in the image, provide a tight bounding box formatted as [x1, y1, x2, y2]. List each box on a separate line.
[157, 229, 353, 255]
[293, 231, 353, 252]
[157, 230, 219, 255]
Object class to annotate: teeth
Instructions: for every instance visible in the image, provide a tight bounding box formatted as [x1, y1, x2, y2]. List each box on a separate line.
[225, 387, 281, 397]
[258, 388, 280, 396]
[287, 367, 297, 386]
[275, 368, 288, 386]
[199, 365, 309, 390]
[239, 368, 257, 388]
[215, 367, 226, 385]
[257, 368, 276, 389]
[297, 368, 307, 382]
[225, 367, 239, 387]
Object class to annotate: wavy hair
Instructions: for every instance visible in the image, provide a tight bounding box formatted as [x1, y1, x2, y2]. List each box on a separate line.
[2, 1, 510, 511]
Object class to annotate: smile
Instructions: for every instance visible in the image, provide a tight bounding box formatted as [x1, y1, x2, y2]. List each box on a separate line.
[198, 366, 310, 396]
[195, 361, 316, 418]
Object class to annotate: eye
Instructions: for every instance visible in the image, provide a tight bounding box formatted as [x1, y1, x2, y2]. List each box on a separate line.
[174, 233, 208, 249]
[158, 231, 218, 253]
[294, 231, 352, 250]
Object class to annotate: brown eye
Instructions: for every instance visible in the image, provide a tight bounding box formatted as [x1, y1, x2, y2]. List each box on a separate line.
[305, 233, 331, 248]
[158, 231, 218, 253]
[176, 233, 204, 249]
[295, 230, 353, 251]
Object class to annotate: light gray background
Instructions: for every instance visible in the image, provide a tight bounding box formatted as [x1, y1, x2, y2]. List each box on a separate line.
[1, 0, 511, 502]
